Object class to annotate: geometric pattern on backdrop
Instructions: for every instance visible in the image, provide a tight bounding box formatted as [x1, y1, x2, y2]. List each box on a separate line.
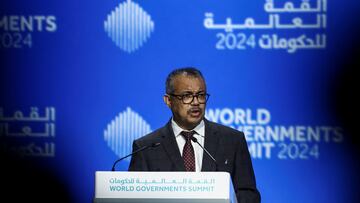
[104, 107, 152, 160]
[104, 0, 155, 53]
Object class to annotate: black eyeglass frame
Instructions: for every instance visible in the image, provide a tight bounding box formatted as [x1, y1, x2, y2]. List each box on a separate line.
[167, 93, 210, 104]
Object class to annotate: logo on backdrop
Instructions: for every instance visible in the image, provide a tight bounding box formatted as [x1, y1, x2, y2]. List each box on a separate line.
[0, 107, 56, 157]
[0, 15, 57, 49]
[104, 0, 155, 53]
[104, 107, 152, 160]
[205, 107, 343, 160]
[203, 0, 327, 53]
[104, 106, 344, 160]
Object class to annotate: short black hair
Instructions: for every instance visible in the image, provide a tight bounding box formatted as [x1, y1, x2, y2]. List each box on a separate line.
[165, 67, 205, 94]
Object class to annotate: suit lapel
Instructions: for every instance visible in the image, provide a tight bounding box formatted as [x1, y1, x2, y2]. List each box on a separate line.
[160, 121, 186, 171]
[201, 120, 219, 171]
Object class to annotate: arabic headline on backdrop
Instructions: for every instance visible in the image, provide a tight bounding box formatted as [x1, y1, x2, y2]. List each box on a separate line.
[204, 0, 327, 53]
[0, 107, 56, 157]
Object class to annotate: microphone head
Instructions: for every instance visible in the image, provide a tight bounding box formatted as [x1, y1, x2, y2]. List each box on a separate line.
[190, 136, 198, 142]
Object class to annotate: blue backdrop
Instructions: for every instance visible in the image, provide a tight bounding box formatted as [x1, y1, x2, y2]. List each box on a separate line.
[1, 0, 360, 202]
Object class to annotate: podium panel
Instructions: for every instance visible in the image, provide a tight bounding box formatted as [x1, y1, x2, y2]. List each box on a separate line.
[94, 171, 237, 203]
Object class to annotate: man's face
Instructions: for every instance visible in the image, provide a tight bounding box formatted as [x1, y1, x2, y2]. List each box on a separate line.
[164, 75, 207, 130]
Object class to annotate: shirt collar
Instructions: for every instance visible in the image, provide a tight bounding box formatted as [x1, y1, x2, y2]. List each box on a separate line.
[171, 119, 205, 138]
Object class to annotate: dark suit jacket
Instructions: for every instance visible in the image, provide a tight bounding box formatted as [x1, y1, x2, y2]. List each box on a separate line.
[128, 119, 261, 203]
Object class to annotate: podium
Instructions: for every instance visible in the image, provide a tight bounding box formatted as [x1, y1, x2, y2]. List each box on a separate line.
[94, 171, 237, 203]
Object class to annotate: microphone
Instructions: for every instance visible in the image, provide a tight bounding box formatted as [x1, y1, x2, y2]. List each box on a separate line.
[190, 137, 217, 164]
[111, 142, 161, 171]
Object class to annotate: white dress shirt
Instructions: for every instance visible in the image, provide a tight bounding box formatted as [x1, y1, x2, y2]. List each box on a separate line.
[171, 119, 205, 172]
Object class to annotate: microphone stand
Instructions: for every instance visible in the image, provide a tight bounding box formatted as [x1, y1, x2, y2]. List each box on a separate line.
[111, 143, 160, 171]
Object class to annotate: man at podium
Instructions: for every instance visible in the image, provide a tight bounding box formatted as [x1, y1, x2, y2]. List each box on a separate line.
[129, 67, 261, 203]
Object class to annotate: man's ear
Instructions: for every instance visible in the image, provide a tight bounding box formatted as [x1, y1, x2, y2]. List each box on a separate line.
[163, 94, 171, 108]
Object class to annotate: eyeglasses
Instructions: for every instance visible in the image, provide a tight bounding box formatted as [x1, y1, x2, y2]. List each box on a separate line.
[168, 93, 210, 104]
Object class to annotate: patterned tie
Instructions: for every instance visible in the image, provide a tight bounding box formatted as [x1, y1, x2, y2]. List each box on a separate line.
[180, 130, 196, 171]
